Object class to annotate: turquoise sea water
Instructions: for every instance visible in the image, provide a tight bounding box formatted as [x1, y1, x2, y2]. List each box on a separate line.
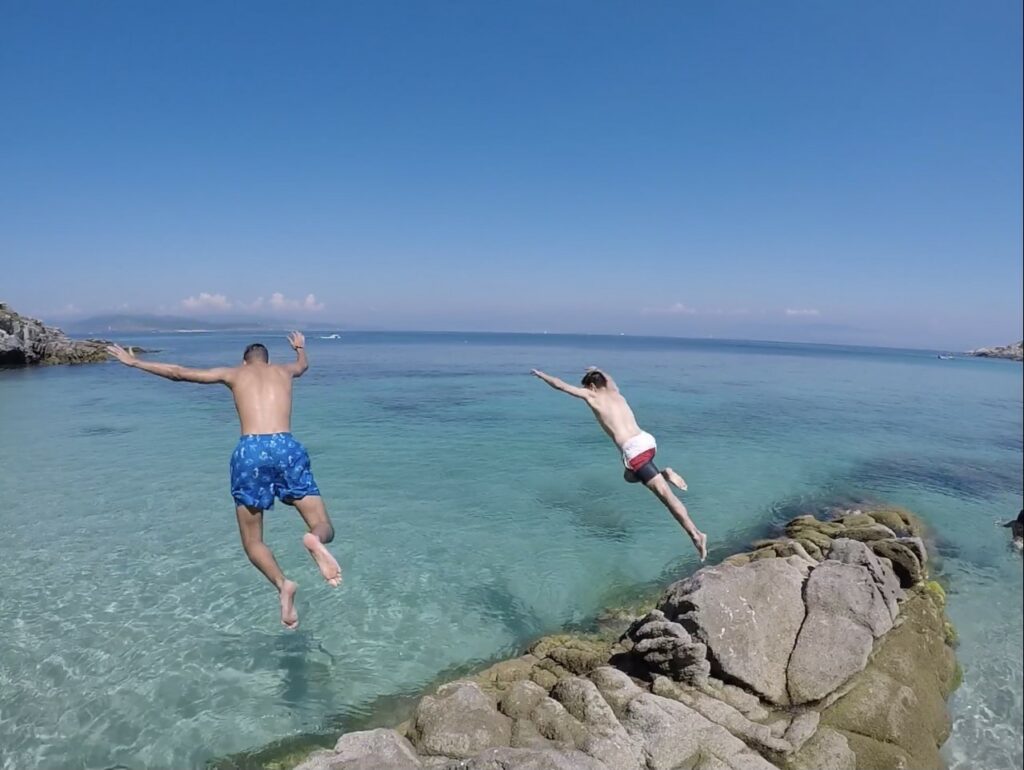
[0, 332, 1021, 770]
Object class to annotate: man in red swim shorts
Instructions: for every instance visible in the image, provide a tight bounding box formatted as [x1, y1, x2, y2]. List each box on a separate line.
[532, 367, 708, 561]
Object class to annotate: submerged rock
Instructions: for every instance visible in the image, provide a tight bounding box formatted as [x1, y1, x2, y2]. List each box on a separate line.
[290, 506, 958, 770]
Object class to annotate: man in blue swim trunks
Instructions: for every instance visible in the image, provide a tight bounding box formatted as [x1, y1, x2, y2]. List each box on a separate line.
[108, 332, 340, 629]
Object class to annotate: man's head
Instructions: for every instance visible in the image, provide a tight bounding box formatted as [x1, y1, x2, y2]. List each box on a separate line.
[581, 369, 608, 390]
[243, 343, 269, 364]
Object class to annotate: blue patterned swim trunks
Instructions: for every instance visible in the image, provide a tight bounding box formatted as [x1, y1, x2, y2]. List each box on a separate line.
[229, 433, 320, 509]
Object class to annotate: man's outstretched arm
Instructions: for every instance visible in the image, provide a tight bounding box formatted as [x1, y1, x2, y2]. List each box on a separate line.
[282, 331, 308, 377]
[531, 369, 591, 399]
[107, 344, 234, 385]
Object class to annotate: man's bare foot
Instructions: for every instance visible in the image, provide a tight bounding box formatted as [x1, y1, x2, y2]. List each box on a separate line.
[302, 532, 342, 587]
[693, 531, 708, 562]
[663, 468, 688, 491]
[279, 580, 299, 629]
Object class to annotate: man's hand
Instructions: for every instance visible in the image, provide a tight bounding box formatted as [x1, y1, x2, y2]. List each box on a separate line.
[531, 369, 546, 379]
[107, 343, 137, 367]
[285, 331, 309, 377]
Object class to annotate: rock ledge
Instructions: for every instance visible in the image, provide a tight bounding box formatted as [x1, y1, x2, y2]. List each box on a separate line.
[294, 506, 959, 770]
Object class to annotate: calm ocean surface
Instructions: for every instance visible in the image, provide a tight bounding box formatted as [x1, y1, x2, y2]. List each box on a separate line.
[0, 332, 1021, 770]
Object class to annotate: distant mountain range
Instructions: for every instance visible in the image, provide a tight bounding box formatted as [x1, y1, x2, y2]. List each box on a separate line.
[62, 314, 276, 333]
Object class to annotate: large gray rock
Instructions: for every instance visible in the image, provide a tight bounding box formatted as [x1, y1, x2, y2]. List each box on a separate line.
[787, 561, 892, 704]
[659, 558, 808, 704]
[305, 729, 423, 770]
[529, 697, 587, 747]
[411, 682, 512, 759]
[618, 692, 778, 770]
[499, 681, 550, 720]
[549, 677, 642, 770]
[651, 676, 792, 755]
[288, 513, 956, 770]
[587, 666, 645, 715]
[827, 539, 902, 620]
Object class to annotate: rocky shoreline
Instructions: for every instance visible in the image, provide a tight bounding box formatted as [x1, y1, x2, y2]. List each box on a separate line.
[288, 505, 959, 770]
[968, 341, 1023, 362]
[1, 303, 121, 365]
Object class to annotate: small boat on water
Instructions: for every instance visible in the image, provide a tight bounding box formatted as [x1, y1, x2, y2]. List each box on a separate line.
[937, 354, 955, 360]
[320, 333, 342, 340]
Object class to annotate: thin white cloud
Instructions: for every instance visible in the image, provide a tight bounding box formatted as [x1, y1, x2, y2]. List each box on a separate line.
[785, 308, 820, 317]
[182, 292, 232, 311]
[268, 292, 325, 312]
[180, 291, 325, 314]
[644, 302, 698, 316]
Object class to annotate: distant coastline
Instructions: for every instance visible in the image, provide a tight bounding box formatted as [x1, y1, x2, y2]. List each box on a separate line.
[62, 313, 274, 334]
[968, 341, 1023, 362]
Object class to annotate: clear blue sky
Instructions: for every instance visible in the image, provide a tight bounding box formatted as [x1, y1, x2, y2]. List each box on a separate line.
[1, 1, 1021, 348]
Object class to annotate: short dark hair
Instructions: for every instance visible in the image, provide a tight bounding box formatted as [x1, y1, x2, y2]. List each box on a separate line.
[581, 370, 608, 389]
[244, 343, 269, 363]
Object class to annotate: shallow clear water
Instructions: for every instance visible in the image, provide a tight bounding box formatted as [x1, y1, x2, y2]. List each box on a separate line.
[0, 333, 1020, 770]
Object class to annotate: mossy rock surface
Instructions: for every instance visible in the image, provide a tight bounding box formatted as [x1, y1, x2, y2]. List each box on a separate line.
[840, 524, 898, 543]
[792, 538, 824, 561]
[837, 513, 876, 529]
[786, 527, 835, 551]
[867, 507, 924, 538]
[923, 580, 946, 606]
[786, 516, 846, 537]
[870, 540, 924, 587]
[722, 553, 752, 567]
[838, 730, 915, 770]
[821, 590, 957, 768]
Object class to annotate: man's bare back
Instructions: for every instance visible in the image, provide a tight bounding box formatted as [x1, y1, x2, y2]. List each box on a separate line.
[108, 336, 304, 435]
[580, 377, 644, 449]
[228, 360, 296, 435]
[107, 332, 342, 629]
[532, 367, 708, 560]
